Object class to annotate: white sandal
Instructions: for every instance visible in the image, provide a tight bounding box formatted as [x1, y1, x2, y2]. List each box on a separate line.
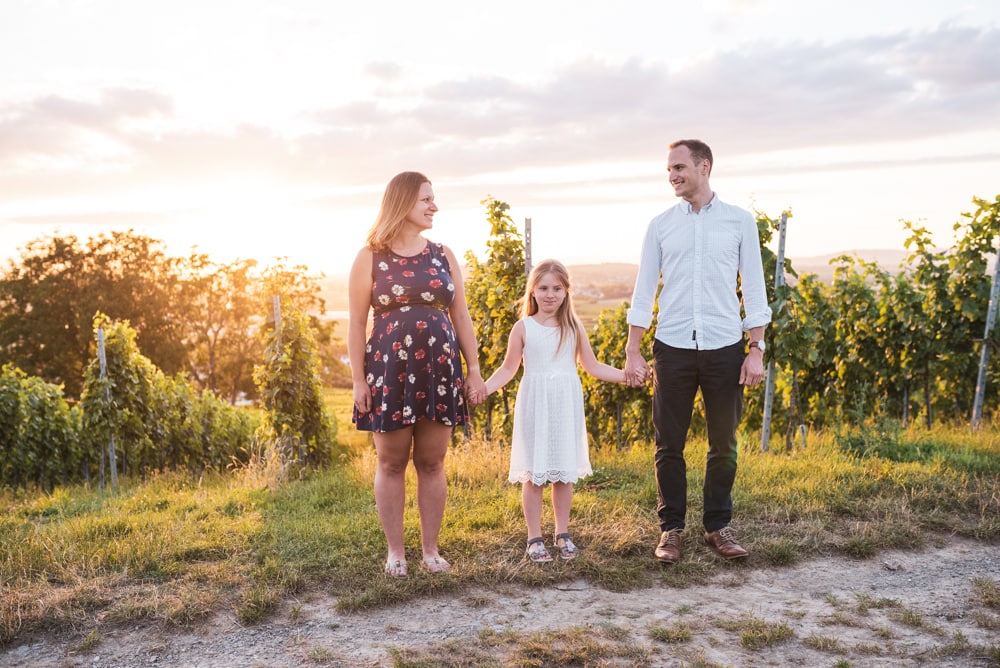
[555, 533, 578, 560]
[525, 537, 553, 563]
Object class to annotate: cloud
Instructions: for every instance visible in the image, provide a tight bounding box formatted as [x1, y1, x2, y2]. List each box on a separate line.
[297, 24, 1000, 178]
[0, 24, 996, 205]
[8, 210, 177, 227]
[363, 62, 404, 82]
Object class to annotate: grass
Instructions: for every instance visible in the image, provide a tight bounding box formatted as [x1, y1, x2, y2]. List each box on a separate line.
[1, 388, 999, 648]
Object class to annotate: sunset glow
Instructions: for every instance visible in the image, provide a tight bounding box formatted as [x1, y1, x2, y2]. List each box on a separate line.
[1, 0, 998, 274]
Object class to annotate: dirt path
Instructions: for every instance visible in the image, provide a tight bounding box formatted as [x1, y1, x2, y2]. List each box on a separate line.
[4, 538, 998, 667]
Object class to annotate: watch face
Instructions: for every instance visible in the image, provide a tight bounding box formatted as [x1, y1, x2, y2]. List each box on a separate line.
[753, 340, 765, 352]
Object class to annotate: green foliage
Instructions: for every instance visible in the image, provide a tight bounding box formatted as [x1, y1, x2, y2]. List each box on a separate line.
[80, 313, 157, 480]
[464, 197, 527, 439]
[254, 302, 343, 466]
[0, 364, 79, 491]
[581, 302, 655, 448]
[75, 314, 260, 487]
[761, 194, 1000, 432]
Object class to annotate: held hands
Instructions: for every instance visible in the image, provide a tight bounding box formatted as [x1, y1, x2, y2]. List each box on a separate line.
[465, 369, 487, 407]
[624, 352, 652, 388]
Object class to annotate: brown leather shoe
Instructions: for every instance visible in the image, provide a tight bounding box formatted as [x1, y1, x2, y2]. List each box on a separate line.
[654, 529, 682, 564]
[704, 526, 749, 560]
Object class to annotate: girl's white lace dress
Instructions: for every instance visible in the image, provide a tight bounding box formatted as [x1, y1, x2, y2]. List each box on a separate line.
[509, 317, 592, 485]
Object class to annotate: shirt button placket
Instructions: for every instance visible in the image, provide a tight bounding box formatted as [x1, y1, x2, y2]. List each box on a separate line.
[692, 212, 703, 350]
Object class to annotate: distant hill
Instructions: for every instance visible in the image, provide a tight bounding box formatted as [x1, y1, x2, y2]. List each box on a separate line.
[789, 249, 913, 283]
[320, 250, 915, 315]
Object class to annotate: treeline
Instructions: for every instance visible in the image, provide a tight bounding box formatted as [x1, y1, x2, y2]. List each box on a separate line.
[465, 195, 1000, 448]
[0, 232, 347, 491]
[0, 230, 350, 403]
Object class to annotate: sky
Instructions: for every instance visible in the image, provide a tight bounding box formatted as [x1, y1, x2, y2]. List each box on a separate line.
[1, 0, 999, 278]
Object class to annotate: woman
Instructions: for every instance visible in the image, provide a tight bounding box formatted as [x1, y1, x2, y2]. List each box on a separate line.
[348, 171, 487, 578]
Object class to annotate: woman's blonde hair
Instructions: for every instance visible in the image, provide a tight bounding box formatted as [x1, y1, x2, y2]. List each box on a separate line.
[365, 171, 431, 251]
[521, 259, 584, 353]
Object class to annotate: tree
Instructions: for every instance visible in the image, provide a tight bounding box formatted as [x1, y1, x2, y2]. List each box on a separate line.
[181, 255, 262, 403]
[0, 231, 186, 398]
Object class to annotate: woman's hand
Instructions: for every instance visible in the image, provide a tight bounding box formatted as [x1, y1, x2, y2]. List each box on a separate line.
[353, 379, 372, 414]
[465, 369, 487, 407]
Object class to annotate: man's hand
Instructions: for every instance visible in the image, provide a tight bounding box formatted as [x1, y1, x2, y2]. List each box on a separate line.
[625, 351, 651, 388]
[739, 351, 765, 387]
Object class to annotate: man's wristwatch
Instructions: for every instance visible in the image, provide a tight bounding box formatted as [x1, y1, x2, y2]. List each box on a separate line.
[749, 340, 766, 353]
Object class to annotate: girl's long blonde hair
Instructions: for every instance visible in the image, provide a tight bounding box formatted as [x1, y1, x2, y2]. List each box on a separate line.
[521, 259, 584, 353]
[365, 171, 430, 251]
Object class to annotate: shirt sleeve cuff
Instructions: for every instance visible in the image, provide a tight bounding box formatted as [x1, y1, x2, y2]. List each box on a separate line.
[627, 308, 653, 329]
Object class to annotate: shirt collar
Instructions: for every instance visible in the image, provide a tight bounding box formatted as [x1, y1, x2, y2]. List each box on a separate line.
[681, 192, 718, 214]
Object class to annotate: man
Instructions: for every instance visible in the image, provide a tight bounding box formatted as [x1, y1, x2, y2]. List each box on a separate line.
[624, 139, 771, 564]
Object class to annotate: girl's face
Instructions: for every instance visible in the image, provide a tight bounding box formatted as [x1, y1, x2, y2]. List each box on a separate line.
[404, 182, 438, 231]
[532, 272, 567, 316]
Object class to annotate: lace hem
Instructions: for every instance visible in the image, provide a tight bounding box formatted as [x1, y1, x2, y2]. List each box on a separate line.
[508, 469, 591, 486]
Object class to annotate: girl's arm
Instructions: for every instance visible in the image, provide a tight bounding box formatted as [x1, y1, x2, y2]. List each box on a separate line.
[348, 247, 375, 412]
[442, 244, 487, 403]
[576, 322, 627, 383]
[484, 320, 526, 395]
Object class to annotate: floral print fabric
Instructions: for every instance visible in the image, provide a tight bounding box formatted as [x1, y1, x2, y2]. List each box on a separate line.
[353, 242, 468, 432]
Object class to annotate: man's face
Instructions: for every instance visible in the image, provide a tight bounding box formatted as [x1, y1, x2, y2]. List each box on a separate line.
[667, 145, 709, 200]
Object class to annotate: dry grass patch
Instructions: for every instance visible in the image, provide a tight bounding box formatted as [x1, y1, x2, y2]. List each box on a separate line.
[388, 624, 650, 667]
[803, 633, 845, 652]
[715, 612, 794, 650]
[972, 577, 1000, 609]
[648, 620, 694, 644]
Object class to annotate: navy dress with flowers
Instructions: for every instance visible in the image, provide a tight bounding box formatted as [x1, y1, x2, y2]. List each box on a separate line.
[353, 241, 468, 432]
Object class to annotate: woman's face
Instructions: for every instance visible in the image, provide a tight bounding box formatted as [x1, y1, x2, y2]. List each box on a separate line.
[404, 182, 438, 231]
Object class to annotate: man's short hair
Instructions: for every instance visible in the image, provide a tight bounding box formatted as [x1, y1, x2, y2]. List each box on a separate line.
[669, 139, 713, 174]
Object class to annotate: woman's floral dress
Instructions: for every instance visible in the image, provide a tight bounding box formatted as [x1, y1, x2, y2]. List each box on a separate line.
[353, 241, 468, 432]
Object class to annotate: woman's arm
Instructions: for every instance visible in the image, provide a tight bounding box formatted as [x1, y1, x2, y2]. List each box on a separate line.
[576, 323, 627, 383]
[348, 247, 375, 412]
[484, 320, 526, 395]
[442, 245, 487, 403]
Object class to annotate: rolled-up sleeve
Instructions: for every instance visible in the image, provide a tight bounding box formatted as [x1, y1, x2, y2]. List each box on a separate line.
[739, 214, 772, 331]
[627, 218, 660, 329]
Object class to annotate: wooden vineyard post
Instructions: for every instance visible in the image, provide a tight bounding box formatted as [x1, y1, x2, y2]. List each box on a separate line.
[97, 328, 118, 490]
[972, 237, 1000, 429]
[761, 212, 788, 452]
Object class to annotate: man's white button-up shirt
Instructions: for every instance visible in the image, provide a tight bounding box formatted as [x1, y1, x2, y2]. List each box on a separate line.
[627, 194, 772, 350]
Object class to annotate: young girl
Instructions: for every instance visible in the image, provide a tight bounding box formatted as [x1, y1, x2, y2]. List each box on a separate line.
[483, 260, 627, 562]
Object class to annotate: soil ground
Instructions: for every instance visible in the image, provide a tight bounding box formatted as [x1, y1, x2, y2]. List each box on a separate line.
[3, 538, 998, 667]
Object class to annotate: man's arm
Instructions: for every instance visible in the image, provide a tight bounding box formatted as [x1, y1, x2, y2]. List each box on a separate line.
[740, 325, 766, 386]
[625, 325, 650, 387]
[624, 217, 661, 387]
